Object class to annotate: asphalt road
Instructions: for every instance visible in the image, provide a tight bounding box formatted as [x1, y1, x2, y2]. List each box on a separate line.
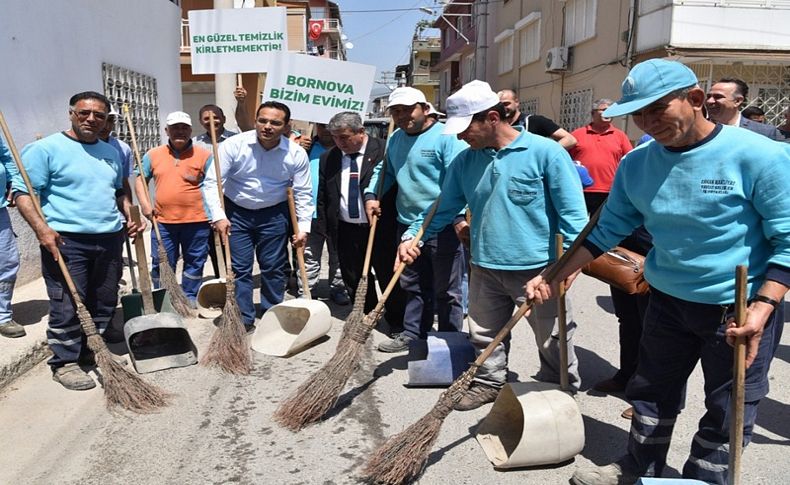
[0, 274, 787, 485]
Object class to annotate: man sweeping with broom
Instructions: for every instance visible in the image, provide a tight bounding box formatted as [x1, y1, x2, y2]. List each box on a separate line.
[13, 91, 144, 390]
[526, 59, 790, 485]
[398, 80, 587, 410]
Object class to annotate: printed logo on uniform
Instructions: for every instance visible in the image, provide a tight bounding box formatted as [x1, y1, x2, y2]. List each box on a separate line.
[420, 149, 437, 159]
[700, 178, 735, 195]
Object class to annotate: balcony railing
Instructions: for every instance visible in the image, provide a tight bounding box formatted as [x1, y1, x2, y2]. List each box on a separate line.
[322, 18, 341, 32]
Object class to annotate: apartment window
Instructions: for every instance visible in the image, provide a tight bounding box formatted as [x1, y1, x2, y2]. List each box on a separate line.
[565, 0, 597, 46]
[103, 63, 161, 153]
[560, 88, 593, 132]
[495, 29, 514, 75]
[516, 12, 541, 66]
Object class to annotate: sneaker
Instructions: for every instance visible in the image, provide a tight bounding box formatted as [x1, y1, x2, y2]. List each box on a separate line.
[377, 334, 413, 353]
[330, 289, 350, 306]
[244, 324, 256, 335]
[571, 455, 641, 485]
[0, 320, 26, 338]
[453, 382, 501, 411]
[187, 299, 198, 310]
[593, 377, 627, 394]
[52, 363, 96, 391]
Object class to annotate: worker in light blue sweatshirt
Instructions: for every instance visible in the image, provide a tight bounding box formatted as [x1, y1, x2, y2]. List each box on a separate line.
[398, 80, 588, 410]
[13, 91, 143, 392]
[526, 59, 790, 485]
[364, 87, 468, 353]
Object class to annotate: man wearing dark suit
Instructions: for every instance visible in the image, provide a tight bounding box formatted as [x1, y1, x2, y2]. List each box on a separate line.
[706, 78, 784, 141]
[317, 112, 405, 334]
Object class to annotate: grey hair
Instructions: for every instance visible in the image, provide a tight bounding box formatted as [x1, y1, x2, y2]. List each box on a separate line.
[592, 98, 614, 111]
[327, 112, 364, 132]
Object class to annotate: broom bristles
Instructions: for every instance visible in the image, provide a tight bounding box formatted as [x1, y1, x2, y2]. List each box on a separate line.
[362, 412, 445, 484]
[85, 328, 170, 413]
[156, 242, 195, 318]
[361, 368, 475, 483]
[202, 273, 251, 375]
[273, 337, 365, 430]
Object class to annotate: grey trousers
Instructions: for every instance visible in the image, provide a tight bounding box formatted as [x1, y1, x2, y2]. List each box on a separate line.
[468, 264, 580, 390]
[296, 229, 344, 295]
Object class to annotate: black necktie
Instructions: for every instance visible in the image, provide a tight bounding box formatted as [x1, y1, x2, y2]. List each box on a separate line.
[347, 152, 360, 219]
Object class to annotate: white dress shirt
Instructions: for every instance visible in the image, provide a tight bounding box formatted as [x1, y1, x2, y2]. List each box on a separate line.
[201, 130, 314, 233]
[339, 141, 368, 224]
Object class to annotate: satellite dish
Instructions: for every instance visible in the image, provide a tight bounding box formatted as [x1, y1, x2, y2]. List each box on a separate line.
[345, 42, 354, 49]
[341, 33, 348, 40]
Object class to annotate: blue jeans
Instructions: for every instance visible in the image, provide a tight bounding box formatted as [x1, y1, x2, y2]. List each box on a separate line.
[397, 223, 464, 340]
[0, 208, 20, 326]
[626, 287, 782, 484]
[151, 221, 211, 300]
[41, 231, 123, 369]
[226, 198, 289, 326]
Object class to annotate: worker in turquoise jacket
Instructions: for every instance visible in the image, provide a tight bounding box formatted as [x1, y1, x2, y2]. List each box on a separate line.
[399, 80, 588, 411]
[526, 59, 790, 485]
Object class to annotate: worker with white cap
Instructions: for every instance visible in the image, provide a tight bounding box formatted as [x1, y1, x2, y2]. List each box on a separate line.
[399, 80, 587, 410]
[365, 86, 468, 352]
[134, 111, 213, 306]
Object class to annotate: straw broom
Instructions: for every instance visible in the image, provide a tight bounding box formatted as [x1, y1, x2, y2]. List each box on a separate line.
[200, 112, 251, 375]
[346, 118, 395, 332]
[0, 110, 169, 413]
[361, 204, 605, 484]
[122, 105, 194, 318]
[273, 199, 441, 431]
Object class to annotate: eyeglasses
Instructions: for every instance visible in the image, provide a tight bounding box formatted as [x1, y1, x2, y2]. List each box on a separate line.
[71, 109, 108, 121]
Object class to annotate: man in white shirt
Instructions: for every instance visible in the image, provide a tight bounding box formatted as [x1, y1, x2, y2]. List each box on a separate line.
[202, 101, 313, 330]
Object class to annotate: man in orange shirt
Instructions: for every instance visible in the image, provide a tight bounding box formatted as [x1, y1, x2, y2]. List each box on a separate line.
[135, 111, 213, 307]
[569, 98, 633, 214]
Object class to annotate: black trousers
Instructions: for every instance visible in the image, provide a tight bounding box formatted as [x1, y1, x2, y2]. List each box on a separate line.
[336, 220, 406, 332]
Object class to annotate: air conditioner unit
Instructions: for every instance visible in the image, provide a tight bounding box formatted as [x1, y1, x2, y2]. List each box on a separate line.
[545, 46, 569, 72]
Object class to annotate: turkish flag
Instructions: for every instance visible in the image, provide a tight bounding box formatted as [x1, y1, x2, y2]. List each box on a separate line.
[308, 20, 323, 40]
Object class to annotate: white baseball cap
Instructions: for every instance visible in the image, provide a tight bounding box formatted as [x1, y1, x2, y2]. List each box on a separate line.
[388, 87, 427, 108]
[426, 102, 445, 117]
[442, 80, 500, 135]
[166, 111, 192, 127]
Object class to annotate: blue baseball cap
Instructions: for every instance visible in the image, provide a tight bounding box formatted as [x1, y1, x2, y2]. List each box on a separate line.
[603, 59, 698, 117]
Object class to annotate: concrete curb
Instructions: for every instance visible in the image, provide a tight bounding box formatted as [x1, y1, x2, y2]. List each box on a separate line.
[0, 339, 50, 391]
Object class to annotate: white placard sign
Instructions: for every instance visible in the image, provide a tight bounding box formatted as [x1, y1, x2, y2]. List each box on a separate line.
[264, 53, 376, 124]
[188, 7, 287, 74]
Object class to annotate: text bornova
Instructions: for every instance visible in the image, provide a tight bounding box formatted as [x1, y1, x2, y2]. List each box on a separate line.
[269, 75, 364, 112]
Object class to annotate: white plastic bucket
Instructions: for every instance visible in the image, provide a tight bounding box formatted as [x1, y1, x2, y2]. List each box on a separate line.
[250, 299, 332, 357]
[476, 381, 585, 468]
[196, 278, 226, 319]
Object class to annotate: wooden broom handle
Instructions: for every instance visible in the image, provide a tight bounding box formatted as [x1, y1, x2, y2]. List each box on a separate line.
[471, 201, 606, 368]
[366, 197, 441, 320]
[729, 264, 748, 485]
[555, 234, 570, 391]
[207, 112, 230, 279]
[130, 205, 156, 314]
[360, 118, 395, 276]
[123, 104, 165, 244]
[287, 186, 311, 299]
[0, 111, 87, 310]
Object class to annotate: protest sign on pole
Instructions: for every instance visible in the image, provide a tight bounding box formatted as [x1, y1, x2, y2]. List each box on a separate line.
[264, 53, 376, 124]
[188, 7, 287, 74]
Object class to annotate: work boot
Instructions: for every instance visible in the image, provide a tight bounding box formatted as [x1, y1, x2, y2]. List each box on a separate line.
[52, 363, 96, 391]
[330, 288, 350, 306]
[453, 382, 500, 411]
[0, 320, 26, 338]
[377, 334, 413, 353]
[571, 455, 641, 485]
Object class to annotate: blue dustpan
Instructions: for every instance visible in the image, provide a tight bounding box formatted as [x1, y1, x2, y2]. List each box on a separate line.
[407, 331, 476, 387]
